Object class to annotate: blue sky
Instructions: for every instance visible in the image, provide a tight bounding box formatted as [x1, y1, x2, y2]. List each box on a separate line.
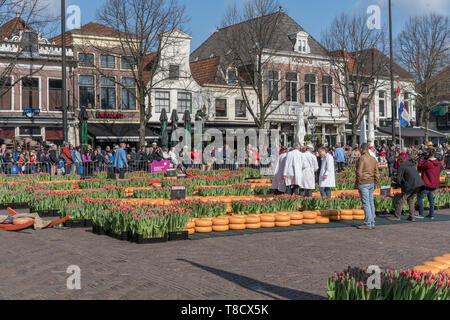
[51, 0, 449, 51]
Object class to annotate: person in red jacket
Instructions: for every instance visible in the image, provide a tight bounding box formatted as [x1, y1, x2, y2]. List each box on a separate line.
[416, 149, 441, 219]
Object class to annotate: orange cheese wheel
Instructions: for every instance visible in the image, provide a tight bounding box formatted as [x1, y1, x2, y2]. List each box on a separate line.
[413, 265, 441, 274]
[289, 213, 303, 220]
[261, 212, 276, 215]
[316, 217, 330, 224]
[195, 219, 213, 227]
[261, 222, 275, 228]
[187, 228, 195, 235]
[442, 253, 450, 258]
[247, 214, 261, 218]
[189, 218, 198, 222]
[340, 215, 353, 221]
[245, 216, 261, 224]
[340, 210, 353, 215]
[290, 219, 303, 225]
[276, 211, 291, 215]
[329, 216, 340, 221]
[302, 212, 317, 219]
[432, 256, 450, 264]
[245, 223, 261, 229]
[212, 225, 229, 232]
[275, 221, 291, 227]
[195, 226, 212, 233]
[229, 224, 246, 230]
[212, 218, 229, 226]
[353, 209, 365, 215]
[353, 215, 366, 221]
[314, 210, 322, 216]
[229, 217, 246, 224]
[260, 215, 275, 222]
[303, 218, 317, 224]
[275, 215, 290, 222]
[185, 221, 195, 229]
[327, 210, 340, 215]
[423, 261, 448, 269]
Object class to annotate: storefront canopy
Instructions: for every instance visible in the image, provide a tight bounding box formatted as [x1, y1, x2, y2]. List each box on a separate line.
[87, 123, 160, 142]
[377, 126, 446, 138]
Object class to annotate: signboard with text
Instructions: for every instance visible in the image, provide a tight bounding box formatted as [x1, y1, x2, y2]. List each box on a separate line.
[151, 160, 171, 173]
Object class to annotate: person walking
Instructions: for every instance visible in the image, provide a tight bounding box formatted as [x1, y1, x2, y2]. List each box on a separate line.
[301, 144, 319, 197]
[389, 154, 425, 222]
[271, 148, 288, 194]
[318, 147, 335, 198]
[416, 149, 441, 220]
[354, 143, 379, 230]
[334, 144, 346, 172]
[114, 143, 128, 179]
[283, 143, 304, 196]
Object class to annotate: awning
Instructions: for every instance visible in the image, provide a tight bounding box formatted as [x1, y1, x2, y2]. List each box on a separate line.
[431, 105, 448, 117]
[377, 126, 446, 138]
[87, 123, 160, 142]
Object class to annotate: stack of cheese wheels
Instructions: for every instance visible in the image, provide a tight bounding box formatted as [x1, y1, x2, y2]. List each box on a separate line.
[229, 215, 246, 230]
[195, 218, 213, 233]
[212, 216, 229, 232]
[339, 209, 353, 221]
[413, 254, 450, 275]
[260, 213, 276, 228]
[302, 211, 317, 224]
[352, 209, 366, 221]
[289, 212, 303, 225]
[322, 210, 340, 221]
[186, 220, 196, 235]
[275, 213, 291, 227]
[413, 265, 441, 275]
[245, 215, 261, 229]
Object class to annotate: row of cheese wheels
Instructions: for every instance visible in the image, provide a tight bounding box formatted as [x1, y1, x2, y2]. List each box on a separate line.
[413, 253, 450, 275]
[185, 211, 330, 234]
[317, 209, 369, 221]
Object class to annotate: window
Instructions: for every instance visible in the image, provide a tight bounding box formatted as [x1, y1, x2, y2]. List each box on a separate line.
[267, 70, 279, 101]
[101, 55, 115, 68]
[378, 90, 385, 117]
[322, 75, 333, 104]
[177, 92, 191, 113]
[215, 99, 227, 117]
[121, 56, 135, 69]
[21, 31, 38, 53]
[286, 72, 297, 102]
[79, 53, 94, 67]
[227, 68, 237, 84]
[19, 126, 40, 136]
[235, 100, 247, 118]
[22, 78, 39, 109]
[304, 74, 316, 103]
[121, 77, 136, 110]
[48, 79, 62, 111]
[0, 77, 12, 110]
[362, 84, 370, 94]
[79, 75, 95, 109]
[299, 40, 306, 52]
[404, 92, 411, 115]
[155, 91, 170, 113]
[101, 76, 116, 110]
[169, 65, 180, 80]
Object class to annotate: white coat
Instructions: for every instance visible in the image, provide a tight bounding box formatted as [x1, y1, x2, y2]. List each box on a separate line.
[319, 153, 336, 188]
[301, 151, 319, 190]
[271, 153, 287, 193]
[283, 149, 304, 187]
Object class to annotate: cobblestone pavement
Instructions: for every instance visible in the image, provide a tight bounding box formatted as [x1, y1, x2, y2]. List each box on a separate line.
[1, 211, 449, 300]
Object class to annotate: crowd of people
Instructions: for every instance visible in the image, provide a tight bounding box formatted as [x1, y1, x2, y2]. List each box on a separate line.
[271, 141, 444, 230]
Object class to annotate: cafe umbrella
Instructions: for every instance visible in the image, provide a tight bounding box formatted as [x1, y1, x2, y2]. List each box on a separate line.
[160, 108, 169, 148]
[183, 109, 191, 148]
[170, 109, 179, 147]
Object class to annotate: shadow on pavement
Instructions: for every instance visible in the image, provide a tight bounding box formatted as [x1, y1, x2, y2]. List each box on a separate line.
[177, 258, 326, 300]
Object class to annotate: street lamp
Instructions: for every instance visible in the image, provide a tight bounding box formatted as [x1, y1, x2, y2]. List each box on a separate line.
[307, 107, 318, 134]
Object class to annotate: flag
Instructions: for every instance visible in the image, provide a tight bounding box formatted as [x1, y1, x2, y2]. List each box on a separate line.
[397, 81, 409, 128]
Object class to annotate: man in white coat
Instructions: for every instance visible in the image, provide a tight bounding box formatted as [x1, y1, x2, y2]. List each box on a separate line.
[318, 147, 336, 198]
[301, 144, 319, 197]
[283, 143, 304, 195]
[271, 148, 288, 194]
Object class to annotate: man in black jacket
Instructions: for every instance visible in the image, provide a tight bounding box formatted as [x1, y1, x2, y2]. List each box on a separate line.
[389, 155, 425, 222]
[386, 144, 396, 177]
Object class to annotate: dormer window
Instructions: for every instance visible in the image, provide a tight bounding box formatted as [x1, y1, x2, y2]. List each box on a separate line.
[290, 31, 310, 54]
[227, 68, 237, 84]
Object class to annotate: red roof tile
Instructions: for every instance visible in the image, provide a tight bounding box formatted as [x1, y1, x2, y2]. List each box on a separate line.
[0, 17, 33, 39]
[50, 22, 127, 46]
[189, 56, 220, 85]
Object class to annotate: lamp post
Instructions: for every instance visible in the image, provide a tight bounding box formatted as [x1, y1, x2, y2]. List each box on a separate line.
[388, 0, 396, 145]
[61, 0, 68, 144]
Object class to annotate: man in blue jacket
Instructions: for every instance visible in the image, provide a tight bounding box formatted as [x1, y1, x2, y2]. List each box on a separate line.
[334, 144, 346, 172]
[114, 142, 128, 179]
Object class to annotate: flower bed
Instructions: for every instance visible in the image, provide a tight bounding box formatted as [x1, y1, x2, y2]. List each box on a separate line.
[328, 266, 450, 300]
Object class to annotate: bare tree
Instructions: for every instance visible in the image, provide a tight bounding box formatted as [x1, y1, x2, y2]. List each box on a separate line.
[397, 13, 449, 142]
[89, 0, 188, 147]
[219, 0, 306, 129]
[321, 13, 388, 146]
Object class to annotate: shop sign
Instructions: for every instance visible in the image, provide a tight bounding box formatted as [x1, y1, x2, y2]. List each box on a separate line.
[96, 112, 125, 119]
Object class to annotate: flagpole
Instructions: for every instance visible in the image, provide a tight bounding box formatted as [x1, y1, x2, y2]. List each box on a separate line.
[389, 0, 396, 145]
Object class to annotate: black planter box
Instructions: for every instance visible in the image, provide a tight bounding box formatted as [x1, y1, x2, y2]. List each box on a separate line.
[168, 231, 189, 241]
[64, 220, 85, 228]
[9, 202, 30, 210]
[84, 220, 93, 228]
[109, 231, 128, 241]
[92, 224, 99, 234]
[37, 210, 60, 217]
[134, 233, 168, 244]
